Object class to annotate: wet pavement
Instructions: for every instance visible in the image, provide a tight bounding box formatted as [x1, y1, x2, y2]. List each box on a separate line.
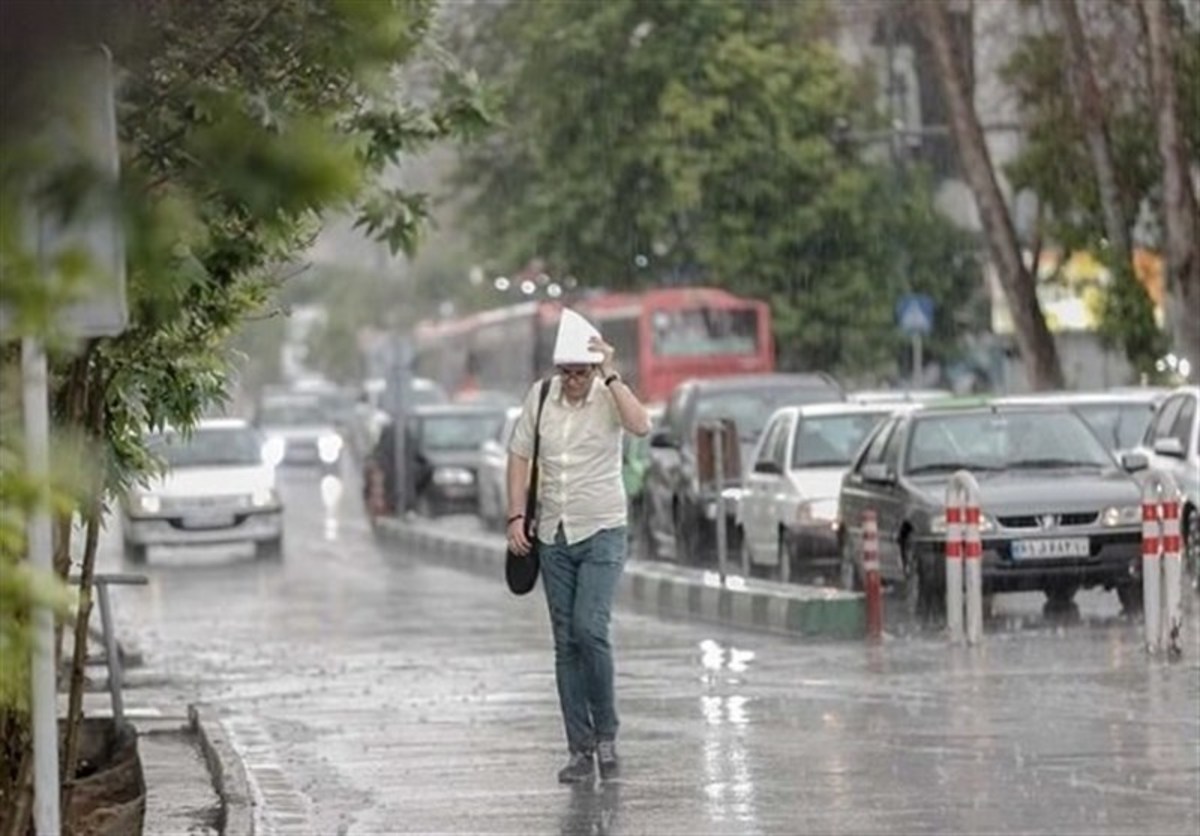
[99, 466, 1200, 835]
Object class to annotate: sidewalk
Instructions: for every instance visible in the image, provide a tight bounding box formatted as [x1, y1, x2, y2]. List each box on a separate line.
[376, 515, 867, 639]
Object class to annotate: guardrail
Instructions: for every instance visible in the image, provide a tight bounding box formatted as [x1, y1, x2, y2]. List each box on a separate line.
[946, 471, 984, 645]
[69, 572, 148, 723]
[1141, 471, 1184, 657]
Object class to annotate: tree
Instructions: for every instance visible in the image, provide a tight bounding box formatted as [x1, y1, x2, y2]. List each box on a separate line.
[454, 0, 983, 378]
[916, 0, 1065, 390]
[1140, 0, 1200, 368]
[0, 2, 488, 830]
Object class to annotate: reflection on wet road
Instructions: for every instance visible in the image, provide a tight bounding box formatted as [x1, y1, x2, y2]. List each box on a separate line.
[101, 465, 1200, 835]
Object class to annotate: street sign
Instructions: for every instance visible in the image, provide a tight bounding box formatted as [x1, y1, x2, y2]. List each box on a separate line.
[896, 293, 935, 337]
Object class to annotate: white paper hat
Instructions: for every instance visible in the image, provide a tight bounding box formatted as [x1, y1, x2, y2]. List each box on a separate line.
[552, 308, 604, 365]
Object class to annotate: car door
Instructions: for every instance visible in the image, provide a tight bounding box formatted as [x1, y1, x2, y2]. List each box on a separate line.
[743, 415, 780, 557]
[875, 421, 909, 582]
[840, 418, 899, 572]
[1145, 394, 1185, 475]
[765, 412, 796, 552]
[1166, 393, 1198, 502]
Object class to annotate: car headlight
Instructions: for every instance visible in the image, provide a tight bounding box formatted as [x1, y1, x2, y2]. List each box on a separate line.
[251, 486, 277, 508]
[1101, 505, 1141, 527]
[432, 466, 474, 486]
[317, 433, 343, 463]
[797, 498, 839, 526]
[136, 494, 161, 514]
[262, 437, 286, 466]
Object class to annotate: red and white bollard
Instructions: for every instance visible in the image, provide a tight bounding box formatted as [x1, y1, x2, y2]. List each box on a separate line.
[862, 510, 882, 640]
[946, 471, 983, 645]
[1142, 471, 1184, 656]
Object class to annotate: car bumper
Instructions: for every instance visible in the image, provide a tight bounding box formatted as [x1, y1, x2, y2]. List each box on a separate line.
[124, 508, 283, 547]
[913, 531, 1142, 592]
[783, 522, 841, 566]
[424, 484, 479, 515]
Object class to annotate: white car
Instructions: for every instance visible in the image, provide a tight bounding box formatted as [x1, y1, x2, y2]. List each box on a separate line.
[477, 407, 522, 531]
[121, 419, 284, 561]
[1139, 385, 1199, 582]
[739, 403, 911, 581]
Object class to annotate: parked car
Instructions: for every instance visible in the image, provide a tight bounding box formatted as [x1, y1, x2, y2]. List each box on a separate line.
[366, 404, 507, 519]
[739, 403, 910, 580]
[477, 406, 523, 531]
[256, 393, 344, 471]
[837, 404, 1147, 616]
[643, 373, 844, 565]
[349, 376, 449, 460]
[121, 419, 284, 561]
[1138, 385, 1199, 586]
[997, 389, 1165, 455]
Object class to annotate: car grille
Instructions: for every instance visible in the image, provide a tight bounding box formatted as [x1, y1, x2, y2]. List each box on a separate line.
[161, 495, 252, 513]
[997, 512, 1098, 529]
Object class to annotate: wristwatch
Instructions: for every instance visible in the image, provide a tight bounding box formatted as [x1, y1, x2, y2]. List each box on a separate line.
[604, 372, 621, 388]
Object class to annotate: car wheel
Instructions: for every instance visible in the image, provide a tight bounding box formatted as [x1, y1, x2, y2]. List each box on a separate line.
[838, 533, 860, 592]
[123, 540, 147, 565]
[1116, 579, 1143, 614]
[257, 536, 284, 560]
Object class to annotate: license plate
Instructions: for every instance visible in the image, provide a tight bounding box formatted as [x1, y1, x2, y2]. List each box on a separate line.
[1012, 537, 1090, 560]
[182, 512, 235, 529]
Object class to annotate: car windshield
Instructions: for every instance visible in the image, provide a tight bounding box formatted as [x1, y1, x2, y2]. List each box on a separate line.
[419, 414, 503, 451]
[258, 399, 326, 427]
[793, 412, 889, 468]
[148, 427, 263, 468]
[695, 387, 839, 441]
[905, 410, 1114, 474]
[1072, 403, 1155, 452]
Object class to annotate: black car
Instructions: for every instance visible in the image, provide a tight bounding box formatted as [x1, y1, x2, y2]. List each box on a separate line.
[837, 403, 1147, 616]
[643, 373, 844, 565]
[365, 404, 507, 518]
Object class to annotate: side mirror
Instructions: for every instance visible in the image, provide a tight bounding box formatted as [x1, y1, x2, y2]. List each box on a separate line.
[650, 429, 677, 449]
[860, 463, 895, 485]
[1153, 437, 1186, 459]
[753, 460, 781, 475]
[1120, 451, 1149, 472]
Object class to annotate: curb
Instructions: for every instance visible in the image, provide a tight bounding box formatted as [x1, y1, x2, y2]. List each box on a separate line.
[376, 518, 865, 640]
[190, 703, 254, 836]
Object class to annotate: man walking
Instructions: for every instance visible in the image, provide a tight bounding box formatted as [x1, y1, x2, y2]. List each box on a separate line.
[506, 309, 652, 783]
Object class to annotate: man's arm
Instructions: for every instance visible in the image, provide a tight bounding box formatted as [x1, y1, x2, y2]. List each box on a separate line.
[505, 452, 532, 555]
[590, 336, 652, 436]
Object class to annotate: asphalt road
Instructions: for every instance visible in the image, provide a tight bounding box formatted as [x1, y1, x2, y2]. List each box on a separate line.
[101, 466, 1200, 836]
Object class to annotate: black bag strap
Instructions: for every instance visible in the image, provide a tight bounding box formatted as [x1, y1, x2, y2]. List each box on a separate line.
[523, 378, 553, 535]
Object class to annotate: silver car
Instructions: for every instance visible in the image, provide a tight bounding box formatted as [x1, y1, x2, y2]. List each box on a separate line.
[1139, 385, 1199, 583]
[477, 406, 522, 531]
[121, 419, 284, 561]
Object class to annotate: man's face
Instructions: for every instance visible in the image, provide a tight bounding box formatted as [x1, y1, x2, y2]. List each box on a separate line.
[557, 364, 596, 400]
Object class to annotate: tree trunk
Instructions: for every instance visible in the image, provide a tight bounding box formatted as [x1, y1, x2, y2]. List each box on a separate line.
[1140, 0, 1200, 368]
[917, 0, 1065, 390]
[1, 748, 33, 836]
[1055, 0, 1160, 371]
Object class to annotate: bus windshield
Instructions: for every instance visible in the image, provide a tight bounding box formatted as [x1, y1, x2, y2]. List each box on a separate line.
[651, 308, 758, 357]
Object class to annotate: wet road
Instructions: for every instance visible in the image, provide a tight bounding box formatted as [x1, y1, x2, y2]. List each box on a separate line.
[102, 468, 1200, 835]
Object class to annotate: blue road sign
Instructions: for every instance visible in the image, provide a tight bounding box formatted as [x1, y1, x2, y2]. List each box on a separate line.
[896, 293, 935, 337]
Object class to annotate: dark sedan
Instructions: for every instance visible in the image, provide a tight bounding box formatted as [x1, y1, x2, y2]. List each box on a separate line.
[837, 403, 1146, 616]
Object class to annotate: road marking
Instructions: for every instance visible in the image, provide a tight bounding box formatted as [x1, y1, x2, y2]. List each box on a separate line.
[222, 714, 315, 836]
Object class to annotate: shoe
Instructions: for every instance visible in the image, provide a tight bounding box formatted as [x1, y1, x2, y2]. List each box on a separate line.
[557, 751, 595, 784]
[597, 740, 619, 780]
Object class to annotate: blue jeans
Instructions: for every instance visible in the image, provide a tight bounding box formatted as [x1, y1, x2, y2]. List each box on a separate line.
[541, 525, 626, 754]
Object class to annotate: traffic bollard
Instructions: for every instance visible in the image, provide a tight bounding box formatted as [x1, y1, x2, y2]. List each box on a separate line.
[862, 510, 882, 640]
[1141, 470, 1184, 656]
[945, 471, 983, 645]
[1141, 495, 1162, 652]
[1162, 495, 1184, 656]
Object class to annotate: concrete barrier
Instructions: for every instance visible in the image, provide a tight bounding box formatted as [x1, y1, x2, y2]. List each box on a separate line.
[375, 517, 865, 640]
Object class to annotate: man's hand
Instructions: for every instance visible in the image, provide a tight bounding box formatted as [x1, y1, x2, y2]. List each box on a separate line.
[589, 335, 617, 377]
[507, 517, 532, 556]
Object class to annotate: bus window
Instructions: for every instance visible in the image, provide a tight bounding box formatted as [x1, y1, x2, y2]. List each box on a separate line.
[651, 308, 758, 357]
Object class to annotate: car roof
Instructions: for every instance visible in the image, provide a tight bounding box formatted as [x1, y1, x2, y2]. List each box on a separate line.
[686, 373, 841, 392]
[996, 390, 1165, 406]
[795, 402, 914, 418]
[909, 402, 1081, 419]
[848, 388, 953, 403]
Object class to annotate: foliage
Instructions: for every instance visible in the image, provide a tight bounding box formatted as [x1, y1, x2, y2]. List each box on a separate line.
[1001, 1, 1200, 375]
[453, 0, 982, 376]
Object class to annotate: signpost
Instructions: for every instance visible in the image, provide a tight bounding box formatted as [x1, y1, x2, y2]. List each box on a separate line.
[5, 47, 127, 836]
[896, 293, 934, 387]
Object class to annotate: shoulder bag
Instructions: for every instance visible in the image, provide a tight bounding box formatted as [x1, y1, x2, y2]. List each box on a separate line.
[505, 378, 553, 595]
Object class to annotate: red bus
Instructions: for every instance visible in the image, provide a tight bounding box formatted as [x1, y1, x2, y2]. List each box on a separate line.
[413, 287, 774, 405]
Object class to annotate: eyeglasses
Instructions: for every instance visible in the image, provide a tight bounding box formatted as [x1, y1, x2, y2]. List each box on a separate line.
[557, 366, 594, 379]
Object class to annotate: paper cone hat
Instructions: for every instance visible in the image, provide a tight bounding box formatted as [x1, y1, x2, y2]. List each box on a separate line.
[552, 308, 604, 365]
